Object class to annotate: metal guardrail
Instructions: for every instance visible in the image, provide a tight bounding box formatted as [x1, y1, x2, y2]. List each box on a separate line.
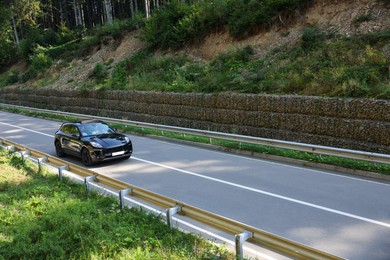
[1, 102, 389, 165]
[0, 137, 344, 260]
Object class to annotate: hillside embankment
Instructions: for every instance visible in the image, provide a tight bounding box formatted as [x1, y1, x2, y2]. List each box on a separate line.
[1, 0, 389, 154]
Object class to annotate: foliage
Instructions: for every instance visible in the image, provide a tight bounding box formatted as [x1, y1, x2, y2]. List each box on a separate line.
[0, 149, 232, 259]
[0, 0, 389, 100]
[142, 0, 311, 48]
[21, 51, 52, 82]
[0, 39, 17, 70]
[99, 29, 390, 99]
[300, 26, 330, 51]
[5, 71, 20, 85]
[95, 14, 145, 41]
[91, 63, 108, 83]
[141, 0, 193, 49]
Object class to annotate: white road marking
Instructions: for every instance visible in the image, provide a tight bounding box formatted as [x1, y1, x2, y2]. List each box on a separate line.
[1, 119, 390, 229]
[158, 137, 390, 187]
[133, 156, 390, 229]
[0, 121, 53, 137]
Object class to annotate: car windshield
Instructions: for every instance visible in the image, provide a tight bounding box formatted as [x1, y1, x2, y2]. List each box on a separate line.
[79, 123, 115, 136]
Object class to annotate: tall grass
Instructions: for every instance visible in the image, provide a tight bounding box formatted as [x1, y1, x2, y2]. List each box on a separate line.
[95, 28, 390, 99]
[0, 148, 232, 259]
[1, 0, 388, 100]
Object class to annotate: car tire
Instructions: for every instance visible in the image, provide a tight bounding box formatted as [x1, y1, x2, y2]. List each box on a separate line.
[55, 140, 66, 157]
[81, 148, 93, 166]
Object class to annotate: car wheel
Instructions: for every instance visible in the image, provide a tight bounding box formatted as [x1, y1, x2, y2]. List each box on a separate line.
[55, 140, 65, 157]
[81, 148, 93, 166]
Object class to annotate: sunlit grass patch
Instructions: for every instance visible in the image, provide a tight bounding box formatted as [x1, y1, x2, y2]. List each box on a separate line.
[0, 146, 233, 259]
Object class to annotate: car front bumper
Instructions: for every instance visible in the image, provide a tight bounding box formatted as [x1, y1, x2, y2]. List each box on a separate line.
[89, 143, 133, 163]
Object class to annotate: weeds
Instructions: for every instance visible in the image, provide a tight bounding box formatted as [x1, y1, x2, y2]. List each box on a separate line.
[94, 29, 389, 99]
[0, 148, 232, 259]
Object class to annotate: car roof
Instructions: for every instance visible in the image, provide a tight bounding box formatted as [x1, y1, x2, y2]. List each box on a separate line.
[78, 119, 105, 124]
[60, 119, 106, 127]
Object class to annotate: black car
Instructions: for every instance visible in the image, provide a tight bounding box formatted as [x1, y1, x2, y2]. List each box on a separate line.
[54, 120, 133, 166]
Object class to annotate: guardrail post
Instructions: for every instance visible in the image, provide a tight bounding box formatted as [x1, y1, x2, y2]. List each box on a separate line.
[235, 231, 252, 260]
[84, 175, 96, 194]
[166, 205, 181, 229]
[58, 165, 69, 182]
[37, 157, 47, 172]
[20, 150, 30, 162]
[6, 145, 15, 152]
[119, 188, 132, 209]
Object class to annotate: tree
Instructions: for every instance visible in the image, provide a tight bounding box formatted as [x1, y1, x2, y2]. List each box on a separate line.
[0, 2, 17, 69]
[103, 0, 113, 23]
[145, 0, 150, 18]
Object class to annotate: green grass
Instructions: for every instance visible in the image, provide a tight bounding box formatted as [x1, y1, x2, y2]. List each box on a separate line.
[1, 106, 389, 176]
[1, 1, 389, 100]
[87, 29, 390, 99]
[0, 148, 232, 259]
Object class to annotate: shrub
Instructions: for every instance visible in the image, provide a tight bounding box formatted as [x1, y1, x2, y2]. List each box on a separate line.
[92, 63, 108, 82]
[0, 39, 17, 69]
[141, 1, 191, 48]
[5, 71, 20, 85]
[19, 29, 42, 59]
[300, 26, 327, 51]
[142, 0, 227, 49]
[352, 14, 374, 26]
[226, 0, 311, 38]
[109, 50, 151, 90]
[41, 28, 60, 46]
[21, 52, 52, 82]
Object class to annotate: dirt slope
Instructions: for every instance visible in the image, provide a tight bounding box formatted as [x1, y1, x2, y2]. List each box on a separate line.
[12, 0, 390, 90]
[183, 0, 389, 59]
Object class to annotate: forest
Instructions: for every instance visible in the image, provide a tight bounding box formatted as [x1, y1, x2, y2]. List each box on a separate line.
[0, 0, 389, 99]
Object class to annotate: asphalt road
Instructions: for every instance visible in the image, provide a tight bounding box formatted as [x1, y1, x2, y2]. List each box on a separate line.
[1, 110, 390, 259]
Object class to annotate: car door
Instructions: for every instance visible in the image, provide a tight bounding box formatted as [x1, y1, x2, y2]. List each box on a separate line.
[59, 124, 73, 153]
[67, 125, 83, 155]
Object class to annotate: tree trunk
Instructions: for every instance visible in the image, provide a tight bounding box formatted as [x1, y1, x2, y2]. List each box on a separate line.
[11, 13, 19, 46]
[73, 0, 82, 26]
[103, 0, 113, 24]
[145, 0, 150, 18]
[130, 0, 134, 18]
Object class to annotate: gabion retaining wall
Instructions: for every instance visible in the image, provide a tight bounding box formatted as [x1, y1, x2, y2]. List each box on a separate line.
[1, 87, 389, 154]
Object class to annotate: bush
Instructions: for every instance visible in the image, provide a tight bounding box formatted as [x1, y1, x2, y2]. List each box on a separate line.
[141, 1, 190, 48]
[21, 52, 52, 82]
[19, 29, 42, 59]
[5, 71, 20, 85]
[300, 26, 327, 51]
[0, 39, 17, 69]
[142, 0, 227, 49]
[95, 15, 145, 41]
[41, 28, 60, 46]
[226, 0, 311, 38]
[92, 63, 108, 82]
[109, 50, 151, 90]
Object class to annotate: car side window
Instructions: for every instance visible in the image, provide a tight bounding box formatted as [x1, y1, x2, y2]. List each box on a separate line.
[61, 125, 80, 137]
[61, 125, 71, 135]
[69, 125, 80, 137]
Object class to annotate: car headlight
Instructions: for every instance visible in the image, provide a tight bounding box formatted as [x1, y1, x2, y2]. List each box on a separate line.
[90, 141, 103, 148]
[124, 136, 130, 143]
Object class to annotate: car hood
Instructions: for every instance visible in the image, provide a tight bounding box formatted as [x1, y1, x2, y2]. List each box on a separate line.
[86, 134, 128, 148]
